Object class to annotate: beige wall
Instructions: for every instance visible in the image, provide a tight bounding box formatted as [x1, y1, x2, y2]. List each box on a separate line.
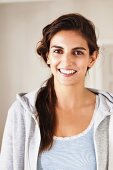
[0, 0, 113, 147]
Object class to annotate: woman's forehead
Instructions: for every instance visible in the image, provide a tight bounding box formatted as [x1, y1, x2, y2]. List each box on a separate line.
[49, 30, 89, 49]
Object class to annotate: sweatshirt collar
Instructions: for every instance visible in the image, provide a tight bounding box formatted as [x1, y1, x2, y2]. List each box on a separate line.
[88, 88, 113, 114]
[16, 88, 113, 117]
[16, 90, 38, 116]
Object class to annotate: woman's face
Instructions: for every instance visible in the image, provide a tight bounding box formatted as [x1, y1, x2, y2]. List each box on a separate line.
[47, 30, 97, 87]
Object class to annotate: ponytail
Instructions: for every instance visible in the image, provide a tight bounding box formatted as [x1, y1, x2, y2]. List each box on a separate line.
[35, 75, 57, 153]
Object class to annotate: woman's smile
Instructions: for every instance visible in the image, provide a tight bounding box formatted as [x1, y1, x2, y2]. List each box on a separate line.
[47, 30, 95, 86]
[58, 68, 78, 77]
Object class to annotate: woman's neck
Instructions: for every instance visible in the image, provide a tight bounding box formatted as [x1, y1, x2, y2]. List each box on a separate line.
[54, 84, 94, 110]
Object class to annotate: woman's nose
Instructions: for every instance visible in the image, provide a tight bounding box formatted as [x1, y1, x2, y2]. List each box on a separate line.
[62, 53, 74, 65]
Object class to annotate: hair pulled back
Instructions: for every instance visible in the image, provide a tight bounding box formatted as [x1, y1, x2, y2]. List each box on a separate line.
[36, 13, 99, 153]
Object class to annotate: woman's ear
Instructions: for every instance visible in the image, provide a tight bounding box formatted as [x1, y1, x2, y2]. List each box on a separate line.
[46, 52, 50, 65]
[88, 51, 98, 68]
[47, 56, 50, 65]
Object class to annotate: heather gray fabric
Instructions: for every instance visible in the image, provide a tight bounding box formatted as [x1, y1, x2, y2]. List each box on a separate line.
[0, 88, 113, 170]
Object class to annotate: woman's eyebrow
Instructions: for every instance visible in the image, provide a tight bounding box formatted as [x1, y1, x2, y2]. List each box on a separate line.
[51, 45, 63, 49]
[72, 47, 86, 51]
[50, 45, 86, 51]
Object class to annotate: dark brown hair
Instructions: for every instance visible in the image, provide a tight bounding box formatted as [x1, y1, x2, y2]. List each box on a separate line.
[36, 13, 99, 153]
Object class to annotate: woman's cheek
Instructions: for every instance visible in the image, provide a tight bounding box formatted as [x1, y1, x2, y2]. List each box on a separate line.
[51, 56, 60, 64]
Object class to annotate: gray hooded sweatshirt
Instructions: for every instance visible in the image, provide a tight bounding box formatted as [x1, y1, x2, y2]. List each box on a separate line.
[0, 88, 113, 170]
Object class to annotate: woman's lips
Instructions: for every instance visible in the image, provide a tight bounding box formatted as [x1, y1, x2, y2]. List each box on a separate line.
[58, 68, 77, 77]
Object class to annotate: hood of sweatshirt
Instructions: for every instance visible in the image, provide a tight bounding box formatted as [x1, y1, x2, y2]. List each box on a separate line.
[16, 90, 38, 117]
[16, 88, 113, 119]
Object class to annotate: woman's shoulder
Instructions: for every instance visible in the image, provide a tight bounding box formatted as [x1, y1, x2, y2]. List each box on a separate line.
[88, 87, 113, 98]
[88, 88, 113, 112]
[8, 89, 40, 119]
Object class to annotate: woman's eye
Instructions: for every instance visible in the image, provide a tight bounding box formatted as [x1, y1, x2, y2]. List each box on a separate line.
[53, 49, 63, 54]
[74, 50, 84, 56]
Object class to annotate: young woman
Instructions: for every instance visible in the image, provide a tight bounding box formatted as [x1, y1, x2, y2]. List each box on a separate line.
[0, 13, 113, 170]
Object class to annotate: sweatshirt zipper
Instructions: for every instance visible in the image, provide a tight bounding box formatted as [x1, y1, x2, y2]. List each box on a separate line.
[30, 114, 40, 170]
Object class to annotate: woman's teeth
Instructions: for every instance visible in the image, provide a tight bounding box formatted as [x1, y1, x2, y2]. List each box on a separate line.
[59, 69, 77, 74]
